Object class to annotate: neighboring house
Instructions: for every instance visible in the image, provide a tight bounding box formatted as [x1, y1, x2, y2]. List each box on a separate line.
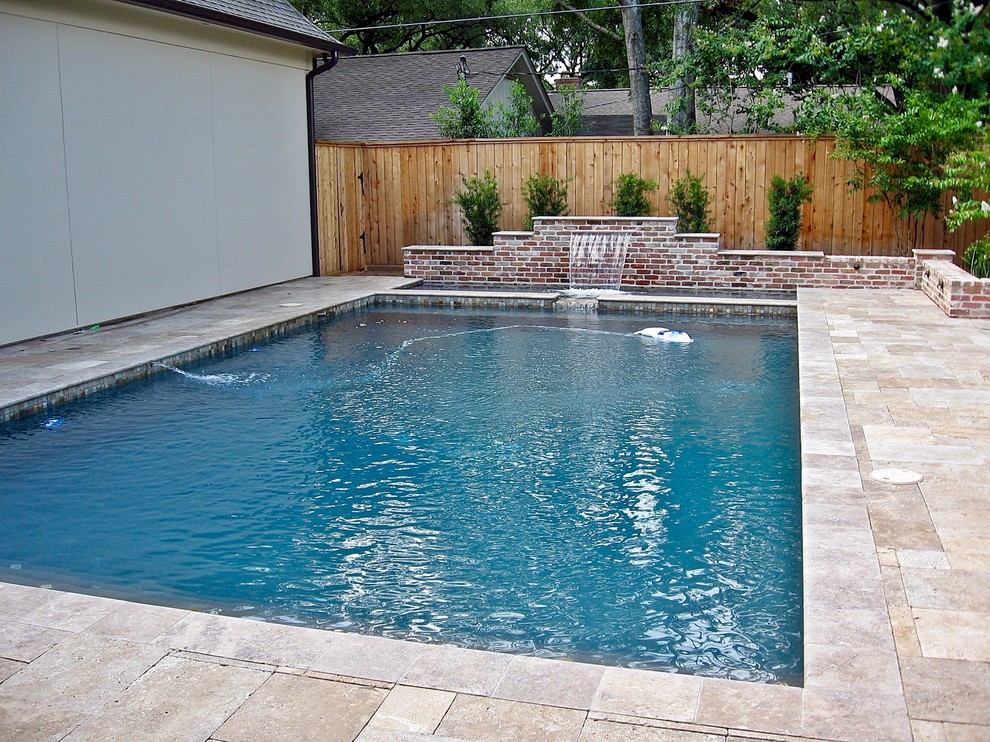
[549, 84, 830, 135]
[549, 85, 669, 136]
[313, 47, 554, 141]
[0, 0, 349, 346]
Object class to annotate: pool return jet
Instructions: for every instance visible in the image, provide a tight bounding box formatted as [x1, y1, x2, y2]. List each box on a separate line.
[558, 231, 692, 343]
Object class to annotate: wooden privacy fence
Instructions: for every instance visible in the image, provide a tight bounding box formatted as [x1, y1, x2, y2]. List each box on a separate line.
[315, 136, 985, 273]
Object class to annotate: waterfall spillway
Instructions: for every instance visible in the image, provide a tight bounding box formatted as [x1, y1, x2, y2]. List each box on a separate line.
[568, 232, 631, 290]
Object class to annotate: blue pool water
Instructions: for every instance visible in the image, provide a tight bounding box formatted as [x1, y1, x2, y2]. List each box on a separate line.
[0, 307, 802, 683]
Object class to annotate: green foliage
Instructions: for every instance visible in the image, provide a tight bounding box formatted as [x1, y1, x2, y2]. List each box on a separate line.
[291, 0, 508, 54]
[667, 171, 712, 232]
[522, 173, 570, 230]
[765, 174, 814, 251]
[940, 129, 990, 277]
[829, 91, 984, 251]
[490, 81, 542, 138]
[941, 130, 990, 231]
[433, 78, 585, 140]
[549, 85, 586, 136]
[450, 170, 504, 246]
[962, 237, 990, 279]
[610, 173, 658, 217]
[430, 80, 542, 139]
[430, 79, 495, 139]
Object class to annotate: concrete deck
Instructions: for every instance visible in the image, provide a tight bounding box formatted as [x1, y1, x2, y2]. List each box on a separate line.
[0, 278, 988, 741]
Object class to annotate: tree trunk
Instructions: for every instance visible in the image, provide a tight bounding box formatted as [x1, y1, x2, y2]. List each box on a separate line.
[618, 0, 652, 136]
[670, 2, 697, 132]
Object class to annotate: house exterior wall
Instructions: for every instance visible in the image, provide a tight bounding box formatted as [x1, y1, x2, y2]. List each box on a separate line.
[0, 0, 314, 346]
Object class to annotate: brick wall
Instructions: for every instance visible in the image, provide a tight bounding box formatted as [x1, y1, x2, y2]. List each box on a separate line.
[403, 217, 990, 318]
[918, 253, 990, 319]
[403, 217, 917, 291]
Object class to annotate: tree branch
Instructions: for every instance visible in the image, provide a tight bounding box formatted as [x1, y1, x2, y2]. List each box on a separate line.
[558, 3, 623, 43]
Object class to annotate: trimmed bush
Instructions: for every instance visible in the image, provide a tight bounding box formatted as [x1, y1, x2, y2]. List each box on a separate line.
[667, 171, 713, 232]
[450, 170, 504, 246]
[766, 173, 814, 250]
[522, 173, 570, 230]
[610, 173, 658, 217]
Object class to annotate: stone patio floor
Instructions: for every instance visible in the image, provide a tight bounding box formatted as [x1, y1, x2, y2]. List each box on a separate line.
[0, 278, 988, 741]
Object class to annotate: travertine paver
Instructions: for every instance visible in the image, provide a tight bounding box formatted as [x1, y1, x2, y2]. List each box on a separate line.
[357, 685, 455, 736]
[822, 288, 990, 741]
[213, 673, 388, 742]
[492, 655, 604, 709]
[578, 718, 723, 741]
[0, 633, 165, 713]
[433, 695, 586, 741]
[1, 280, 989, 741]
[62, 654, 269, 742]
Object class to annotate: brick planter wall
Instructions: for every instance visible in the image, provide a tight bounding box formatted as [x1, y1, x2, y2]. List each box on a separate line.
[403, 217, 987, 318]
[404, 217, 916, 291]
[918, 252, 990, 319]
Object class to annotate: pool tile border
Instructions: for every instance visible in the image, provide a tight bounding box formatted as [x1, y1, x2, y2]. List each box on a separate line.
[0, 279, 911, 741]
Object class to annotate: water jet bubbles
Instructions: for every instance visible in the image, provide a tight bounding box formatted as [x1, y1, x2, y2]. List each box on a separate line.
[42, 417, 64, 429]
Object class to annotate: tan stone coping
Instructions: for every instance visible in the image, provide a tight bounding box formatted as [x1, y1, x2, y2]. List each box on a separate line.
[0, 281, 911, 741]
[402, 245, 494, 252]
[719, 250, 829, 258]
[376, 290, 561, 301]
[599, 293, 797, 309]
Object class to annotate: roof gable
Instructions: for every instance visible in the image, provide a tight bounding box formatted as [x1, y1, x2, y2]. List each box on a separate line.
[313, 47, 546, 141]
[112, 0, 352, 53]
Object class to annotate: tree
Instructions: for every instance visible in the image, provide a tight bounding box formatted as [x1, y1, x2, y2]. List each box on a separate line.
[617, 0, 653, 136]
[655, 0, 988, 252]
[940, 129, 990, 277]
[803, 2, 990, 251]
[291, 0, 512, 54]
[669, 1, 698, 132]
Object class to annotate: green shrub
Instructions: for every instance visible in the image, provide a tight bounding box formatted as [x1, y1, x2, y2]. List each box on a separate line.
[430, 79, 495, 139]
[765, 173, 814, 250]
[522, 173, 570, 230]
[450, 170, 504, 246]
[610, 173, 658, 217]
[489, 81, 542, 138]
[549, 86, 586, 137]
[667, 171, 713, 232]
[962, 236, 990, 279]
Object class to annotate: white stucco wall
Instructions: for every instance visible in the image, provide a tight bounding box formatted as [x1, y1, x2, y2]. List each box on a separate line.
[0, 0, 315, 346]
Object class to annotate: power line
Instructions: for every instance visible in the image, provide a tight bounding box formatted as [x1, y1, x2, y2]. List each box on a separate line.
[328, 0, 708, 35]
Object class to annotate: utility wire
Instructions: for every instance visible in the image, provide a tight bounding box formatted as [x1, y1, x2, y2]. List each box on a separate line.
[328, 0, 708, 35]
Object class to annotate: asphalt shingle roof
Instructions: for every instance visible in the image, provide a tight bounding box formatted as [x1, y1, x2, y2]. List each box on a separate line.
[549, 86, 859, 135]
[115, 0, 350, 53]
[313, 47, 531, 141]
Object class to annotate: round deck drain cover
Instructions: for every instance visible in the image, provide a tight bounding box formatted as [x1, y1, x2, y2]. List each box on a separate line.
[870, 468, 924, 484]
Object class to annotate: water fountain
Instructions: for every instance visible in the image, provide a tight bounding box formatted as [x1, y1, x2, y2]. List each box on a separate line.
[556, 231, 631, 311]
[568, 231, 631, 290]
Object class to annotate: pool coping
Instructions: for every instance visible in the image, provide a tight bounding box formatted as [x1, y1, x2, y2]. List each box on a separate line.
[0, 278, 909, 741]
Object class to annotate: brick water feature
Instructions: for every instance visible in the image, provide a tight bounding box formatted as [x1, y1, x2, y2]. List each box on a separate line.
[403, 216, 990, 318]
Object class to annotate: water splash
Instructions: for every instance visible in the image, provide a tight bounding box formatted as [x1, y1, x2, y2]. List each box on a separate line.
[154, 363, 270, 386]
[569, 232, 631, 290]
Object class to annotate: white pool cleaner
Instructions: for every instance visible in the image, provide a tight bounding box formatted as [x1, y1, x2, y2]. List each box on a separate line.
[634, 327, 693, 343]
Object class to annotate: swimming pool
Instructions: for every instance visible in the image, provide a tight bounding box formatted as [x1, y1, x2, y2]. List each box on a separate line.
[0, 305, 802, 683]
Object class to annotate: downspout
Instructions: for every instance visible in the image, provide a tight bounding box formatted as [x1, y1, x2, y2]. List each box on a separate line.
[306, 51, 339, 277]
